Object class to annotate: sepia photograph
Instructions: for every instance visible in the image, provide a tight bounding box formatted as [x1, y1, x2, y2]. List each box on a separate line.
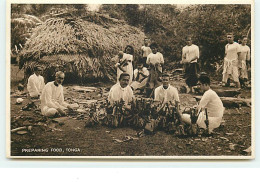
[6, 0, 254, 158]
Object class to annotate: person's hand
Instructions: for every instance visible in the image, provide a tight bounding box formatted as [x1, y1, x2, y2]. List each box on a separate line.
[123, 104, 131, 111]
[57, 108, 66, 116]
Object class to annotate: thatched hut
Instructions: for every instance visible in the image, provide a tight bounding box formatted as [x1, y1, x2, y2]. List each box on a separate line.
[19, 13, 146, 84]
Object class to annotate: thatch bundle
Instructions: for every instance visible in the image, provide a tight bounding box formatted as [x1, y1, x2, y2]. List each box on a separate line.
[19, 13, 146, 83]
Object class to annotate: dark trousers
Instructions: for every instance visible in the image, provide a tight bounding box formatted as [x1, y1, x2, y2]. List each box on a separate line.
[185, 62, 199, 87]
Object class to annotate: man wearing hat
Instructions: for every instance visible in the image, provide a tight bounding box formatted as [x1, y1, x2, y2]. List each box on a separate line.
[27, 65, 45, 98]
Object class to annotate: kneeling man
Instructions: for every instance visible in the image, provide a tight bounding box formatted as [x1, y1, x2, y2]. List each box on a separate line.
[108, 72, 134, 106]
[182, 75, 224, 133]
[40, 71, 73, 117]
[154, 73, 180, 110]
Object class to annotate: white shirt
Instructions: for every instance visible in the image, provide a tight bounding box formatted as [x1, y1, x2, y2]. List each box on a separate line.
[154, 85, 180, 103]
[238, 45, 250, 61]
[133, 67, 149, 82]
[40, 81, 68, 111]
[146, 52, 164, 72]
[225, 42, 240, 60]
[182, 44, 199, 63]
[27, 73, 45, 96]
[198, 89, 224, 118]
[108, 83, 134, 105]
[141, 46, 152, 57]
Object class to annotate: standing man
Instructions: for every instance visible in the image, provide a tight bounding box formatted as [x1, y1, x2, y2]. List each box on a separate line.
[182, 36, 200, 93]
[146, 43, 164, 97]
[222, 33, 241, 88]
[141, 38, 152, 68]
[238, 36, 251, 88]
[27, 66, 45, 98]
[40, 71, 74, 117]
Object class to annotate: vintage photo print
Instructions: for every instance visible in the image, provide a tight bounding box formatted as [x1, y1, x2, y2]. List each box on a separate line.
[6, 0, 254, 159]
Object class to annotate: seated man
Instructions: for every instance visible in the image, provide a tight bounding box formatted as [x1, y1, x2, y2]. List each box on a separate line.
[27, 66, 45, 98]
[108, 72, 134, 106]
[154, 73, 180, 110]
[181, 75, 225, 133]
[40, 71, 74, 117]
[130, 62, 149, 92]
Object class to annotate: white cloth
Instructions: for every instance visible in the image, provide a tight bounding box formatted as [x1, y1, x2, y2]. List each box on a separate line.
[146, 52, 164, 72]
[182, 112, 223, 132]
[154, 85, 180, 103]
[116, 53, 133, 83]
[130, 67, 149, 90]
[197, 89, 224, 118]
[108, 83, 134, 105]
[141, 46, 152, 57]
[182, 44, 199, 63]
[238, 45, 250, 79]
[27, 73, 45, 97]
[223, 42, 241, 82]
[40, 81, 69, 116]
[225, 42, 240, 61]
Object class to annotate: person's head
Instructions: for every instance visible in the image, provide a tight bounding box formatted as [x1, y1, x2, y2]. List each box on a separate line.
[34, 66, 42, 76]
[227, 33, 234, 44]
[144, 38, 150, 46]
[150, 43, 158, 54]
[118, 51, 124, 59]
[162, 73, 170, 88]
[119, 72, 130, 88]
[124, 45, 134, 55]
[55, 71, 65, 85]
[186, 36, 192, 46]
[198, 75, 210, 92]
[137, 62, 144, 70]
[241, 36, 248, 45]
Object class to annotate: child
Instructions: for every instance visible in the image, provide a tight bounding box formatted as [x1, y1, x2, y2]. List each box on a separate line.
[141, 38, 152, 67]
[146, 43, 164, 97]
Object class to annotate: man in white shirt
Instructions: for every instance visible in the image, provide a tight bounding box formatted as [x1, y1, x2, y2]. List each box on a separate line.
[108, 72, 135, 106]
[181, 75, 224, 133]
[238, 36, 251, 88]
[141, 38, 152, 67]
[130, 62, 149, 92]
[40, 71, 74, 117]
[154, 73, 181, 114]
[27, 66, 45, 98]
[222, 33, 241, 88]
[146, 42, 164, 97]
[181, 36, 200, 93]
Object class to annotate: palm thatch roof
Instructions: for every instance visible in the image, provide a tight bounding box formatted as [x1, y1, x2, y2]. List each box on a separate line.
[20, 13, 146, 83]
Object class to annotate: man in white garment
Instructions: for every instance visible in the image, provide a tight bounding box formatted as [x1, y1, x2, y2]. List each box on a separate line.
[154, 73, 180, 113]
[130, 62, 149, 92]
[238, 36, 251, 88]
[108, 72, 135, 107]
[27, 66, 45, 98]
[181, 75, 224, 133]
[40, 71, 74, 117]
[181, 36, 200, 93]
[222, 33, 241, 88]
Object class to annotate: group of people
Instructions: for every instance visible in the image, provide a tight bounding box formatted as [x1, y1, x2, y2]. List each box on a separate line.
[25, 32, 250, 134]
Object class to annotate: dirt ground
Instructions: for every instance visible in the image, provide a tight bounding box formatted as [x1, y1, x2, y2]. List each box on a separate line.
[9, 65, 252, 157]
